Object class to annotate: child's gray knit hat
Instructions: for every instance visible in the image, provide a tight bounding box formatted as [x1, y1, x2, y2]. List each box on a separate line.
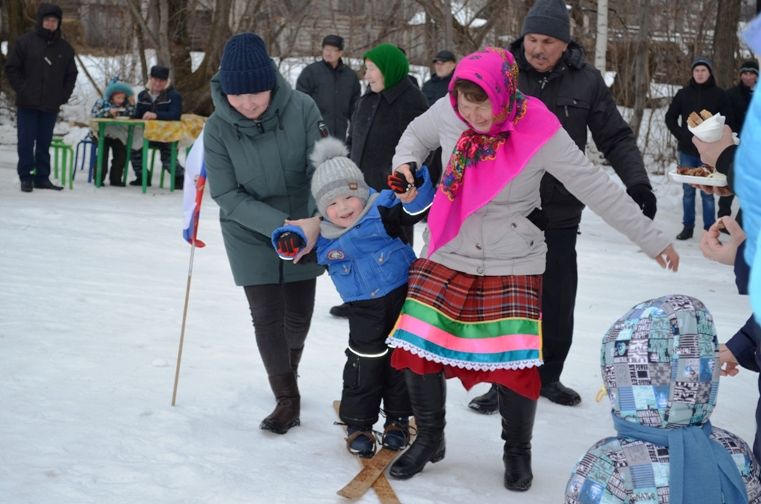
[310, 137, 370, 217]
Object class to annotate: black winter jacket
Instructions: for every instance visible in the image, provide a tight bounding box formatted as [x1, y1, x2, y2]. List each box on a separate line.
[665, 76, 732, 158]
[347, 77, 428, 191]
[510, 38, 651, 229]
[727, 82, 753, 133]
[133, 87, 183, 121]
[296, 59, 360, 142]
[4, 4, 77, 113]
[421, 73, 452, 106]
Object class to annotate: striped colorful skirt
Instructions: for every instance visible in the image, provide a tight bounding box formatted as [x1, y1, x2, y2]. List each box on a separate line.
[387, 258, 542, 399]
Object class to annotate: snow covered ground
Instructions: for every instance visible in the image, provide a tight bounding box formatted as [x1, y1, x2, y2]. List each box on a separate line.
[0, 145, 757, 504]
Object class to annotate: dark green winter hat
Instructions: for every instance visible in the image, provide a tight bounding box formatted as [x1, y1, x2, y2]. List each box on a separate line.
[363, 43, 409, 91]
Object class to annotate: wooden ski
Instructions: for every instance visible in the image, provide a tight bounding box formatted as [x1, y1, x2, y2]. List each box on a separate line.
[333, 400, 402, 503]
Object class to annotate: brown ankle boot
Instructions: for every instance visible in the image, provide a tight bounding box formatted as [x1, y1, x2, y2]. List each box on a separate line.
[260, 372, 300, 434]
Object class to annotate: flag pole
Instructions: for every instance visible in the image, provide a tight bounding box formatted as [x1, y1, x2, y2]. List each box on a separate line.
[171, 238, 197, 406]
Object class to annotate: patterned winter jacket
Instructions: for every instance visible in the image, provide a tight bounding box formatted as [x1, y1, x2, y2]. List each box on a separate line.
[565, 295, 761, 504]
[91, 81, 135, 119]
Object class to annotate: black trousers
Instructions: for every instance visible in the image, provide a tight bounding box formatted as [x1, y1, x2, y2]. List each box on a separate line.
[339, 284, 412, 426]
[131, 141, 185, 178]
[718, 195, 734, 218]
[539, 227, 578, 385]
[102, 137, 126, 184]
[243, 279, 316, 377]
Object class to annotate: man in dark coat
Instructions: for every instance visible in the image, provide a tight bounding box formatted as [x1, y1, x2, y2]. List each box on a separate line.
[4, 2, 78, 193]
[129, 65, 185, 188]
[421, 50, 457, 185]
[665, 57, 732, 240]
[468, 0, 657, 411]
[718, 60, 757, 219]
[296, 34, 361, 142]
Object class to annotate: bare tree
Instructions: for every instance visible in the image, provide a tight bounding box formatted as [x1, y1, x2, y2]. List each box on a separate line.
[712, 0, 742, 88]
[1, 0, 35, 100]
[629, 0, 650, 139]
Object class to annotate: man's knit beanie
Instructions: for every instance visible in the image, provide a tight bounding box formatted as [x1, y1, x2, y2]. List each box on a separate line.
[521, 0, 571, 43]
[310, 137, 369, 217]
[363, 43, 409, 91]
[740, 59, 759, 76]
[691, 56, 714, 76]
[220, 33, 276, 95]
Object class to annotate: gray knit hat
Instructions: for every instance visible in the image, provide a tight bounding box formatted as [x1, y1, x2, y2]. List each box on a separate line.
[521, 0, 571, 43]
[310, 137, 369, 217]
[691, 56, 714, 76]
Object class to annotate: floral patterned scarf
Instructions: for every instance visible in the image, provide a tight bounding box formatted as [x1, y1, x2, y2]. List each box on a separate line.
[426, 47, 561, 257]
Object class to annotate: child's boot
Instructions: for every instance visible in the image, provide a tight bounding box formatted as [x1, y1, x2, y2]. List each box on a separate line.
[346, 425, 376, 458]
[382, 416, 410, 451]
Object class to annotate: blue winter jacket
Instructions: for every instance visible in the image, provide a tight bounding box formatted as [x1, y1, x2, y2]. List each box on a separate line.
[272, 168, 434, 302]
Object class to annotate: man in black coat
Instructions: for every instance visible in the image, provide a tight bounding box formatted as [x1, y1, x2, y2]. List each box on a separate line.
[468, 0, 657, 412]
[4, 3, 78, 193]
[128, 65, 184, 188]
[421, 50, 457, 185]
[718, 60, 757, 219]
[296, 34, 361, 142]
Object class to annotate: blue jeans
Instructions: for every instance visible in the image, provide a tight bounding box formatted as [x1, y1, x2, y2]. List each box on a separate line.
[16, 107, 58, 183]
[679, 151, 715, 229]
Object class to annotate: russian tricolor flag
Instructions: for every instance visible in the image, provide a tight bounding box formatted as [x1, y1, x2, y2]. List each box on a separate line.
[182, 130, 206, 247]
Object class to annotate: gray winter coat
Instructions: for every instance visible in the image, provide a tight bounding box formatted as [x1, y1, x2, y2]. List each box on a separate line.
[204, 67, 325, 286]
[394, 97, 671, 276]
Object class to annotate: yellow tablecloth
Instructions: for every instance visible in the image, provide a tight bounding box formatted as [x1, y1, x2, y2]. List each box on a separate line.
[90, 114, 205, 145]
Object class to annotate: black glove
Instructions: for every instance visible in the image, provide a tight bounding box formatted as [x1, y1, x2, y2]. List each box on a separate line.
[387, 163, 423, 194]
[627, 184, 657, 220]
[276, 232, 306, 258]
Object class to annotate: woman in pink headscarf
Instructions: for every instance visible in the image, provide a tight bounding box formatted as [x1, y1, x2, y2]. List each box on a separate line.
[385, 47, 680, 491]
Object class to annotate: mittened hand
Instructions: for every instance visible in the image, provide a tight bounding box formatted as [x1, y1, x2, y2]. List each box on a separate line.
[387, 171, 423, 194]
[627, 184, 657, 220]
[276, 232, 306, 258]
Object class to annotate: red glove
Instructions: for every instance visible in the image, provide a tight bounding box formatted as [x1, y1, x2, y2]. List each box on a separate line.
[387, 163, 422, 194]
[276, 232, 306, 258]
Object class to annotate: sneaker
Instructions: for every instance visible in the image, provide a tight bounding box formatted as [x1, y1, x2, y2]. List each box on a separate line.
[382, 417, 410, 451]
[346, 426, 376, 458]
[675, 226, 693, 240]
[20, 179, 33, 192]
[540, 381, 581, 406]
[33, 179, 63, 191]
[329, 303, 350, 318]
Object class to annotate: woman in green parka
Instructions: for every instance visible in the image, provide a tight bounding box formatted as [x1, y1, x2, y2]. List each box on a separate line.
[204, 33, 324, 435]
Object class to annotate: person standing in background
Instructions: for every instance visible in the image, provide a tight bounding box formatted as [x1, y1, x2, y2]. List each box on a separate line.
[421, 50, 457, 185]
[665, 56, 732, 241]
[4, 2, 78, 193]
[719, 59, 757, 219]
[296, 34, 361, 142]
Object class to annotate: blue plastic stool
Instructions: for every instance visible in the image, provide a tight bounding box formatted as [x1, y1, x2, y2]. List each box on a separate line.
[74, 133, 98, 183]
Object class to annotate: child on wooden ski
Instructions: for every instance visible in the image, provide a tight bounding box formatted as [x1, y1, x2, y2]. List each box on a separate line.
[271, 136, 434, 457]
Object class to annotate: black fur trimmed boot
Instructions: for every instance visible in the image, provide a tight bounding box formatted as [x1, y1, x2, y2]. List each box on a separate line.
[498, 385, 537, 492]
[389, 370, 446, 479]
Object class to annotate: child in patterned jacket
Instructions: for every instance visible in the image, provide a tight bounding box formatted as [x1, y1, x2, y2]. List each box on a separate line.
[271, 136, 434, 458]
[565, 294, 761, 504]
[90, 77, 136, 186]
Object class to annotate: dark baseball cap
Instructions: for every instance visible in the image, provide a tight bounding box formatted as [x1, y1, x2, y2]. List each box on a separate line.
[432, 50, 456, 63]
[322, 34, 344, 50]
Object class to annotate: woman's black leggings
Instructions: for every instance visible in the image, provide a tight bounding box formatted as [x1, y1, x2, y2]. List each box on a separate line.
[243, 279, 316, 377]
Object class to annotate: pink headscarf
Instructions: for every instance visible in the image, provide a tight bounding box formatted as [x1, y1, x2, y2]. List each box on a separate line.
[426, 47, 562, 257]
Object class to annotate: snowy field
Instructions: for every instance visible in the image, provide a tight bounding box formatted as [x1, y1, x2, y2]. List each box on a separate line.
[0, 144, 757, 504]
